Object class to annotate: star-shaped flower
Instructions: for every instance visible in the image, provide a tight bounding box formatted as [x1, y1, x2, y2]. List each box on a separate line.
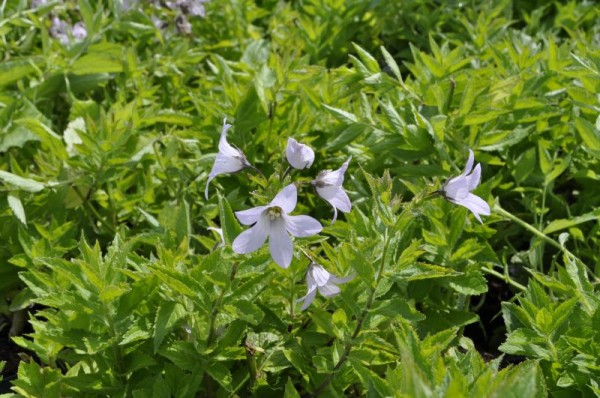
[232, 184, 322, 268]
[440, 149, 491, 223]
[297, 263, 354, 310]
[286, 138, 315, 170]
[205, 119, 251, 199]
[312, 157, 352, 223]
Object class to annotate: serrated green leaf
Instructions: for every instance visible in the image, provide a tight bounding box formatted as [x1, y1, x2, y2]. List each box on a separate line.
[8, 194, 26, 224]
[154, 302, 187, 353]
[218, 195, 242, 245]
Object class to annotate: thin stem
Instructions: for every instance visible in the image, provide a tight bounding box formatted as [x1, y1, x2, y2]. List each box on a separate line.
[289, 269, 296, 332]
[207, 262, 239, 346]
[310, 231, 391, 397]
[281, 165, 293, 181]
[247, 164, 266, 180]
[494, 204, 598, 282]
[481, 267, 526, 292]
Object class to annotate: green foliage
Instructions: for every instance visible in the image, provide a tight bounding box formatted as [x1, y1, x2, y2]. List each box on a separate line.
[0, 0, 599, 396]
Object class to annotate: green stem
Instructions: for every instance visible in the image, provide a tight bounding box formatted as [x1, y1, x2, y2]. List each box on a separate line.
[494, 204, 598, 282]
[310, 231, 391, 397]
[481, 267, 526, 292]
[207, 262, 239, 346]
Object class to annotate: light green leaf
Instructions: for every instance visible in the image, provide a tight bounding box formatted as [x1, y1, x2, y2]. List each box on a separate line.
[8, 194, 26, 225]
[154, 302, 187, 353]
[0, 171, 44, 192]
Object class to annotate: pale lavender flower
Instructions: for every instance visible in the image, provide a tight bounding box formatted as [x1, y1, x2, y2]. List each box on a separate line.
[232, 184, 322, 269]
[49, 17, 87, 45]
[286, 138, 315, 170]
[297, 263, 354, 310]
[31, 0, 47, 8]
[177, 0, 210, 17]
[312, 157, 352, 223]
[205, 119, 251, 199]
[49, 17, 70, 45]
[72, 22, 87, 41]
[440, 149, 490, 223]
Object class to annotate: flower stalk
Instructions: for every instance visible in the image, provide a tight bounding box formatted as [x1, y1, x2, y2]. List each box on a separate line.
[310, 230, 391, 397]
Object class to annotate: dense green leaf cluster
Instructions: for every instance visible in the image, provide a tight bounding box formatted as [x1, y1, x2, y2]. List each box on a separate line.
[0, 0, 599, 396]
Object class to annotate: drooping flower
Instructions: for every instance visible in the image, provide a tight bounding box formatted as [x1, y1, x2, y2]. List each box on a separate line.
[297, 263, 354, 310]
[286, 138, 315, 170]
[312, 157, 352, 223]
[440, 149, 491, 223]
[232, 184, 322, 269]
[205, 119, 251, 199]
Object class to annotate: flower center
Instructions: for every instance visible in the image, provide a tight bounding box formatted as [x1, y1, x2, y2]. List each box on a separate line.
[267, 206, 283, 220]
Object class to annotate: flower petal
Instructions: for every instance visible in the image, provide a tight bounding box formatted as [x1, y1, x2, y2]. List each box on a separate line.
[211, 152, 246, 175]
[286, 138, 315, 169]
[467, 163, 481, 191]
[218, 119, 237, 157]
[309, 264, 332, 287]
[232, 216, 269, 254]
[235, 206, 267, 226]
[443, 176, 469, 200]
[270, 184, 297, 214]
[298, 288, 317, 311]
[327, 188, 352, 213]
[329, 274, 355, 285]
[285, 215, 322, 237]
[318, 283, 341, 297]
[316, 156, 351, 187]
[454, 193, 490, 223]
[462, 149, 474, 176]
[268, 219, 293, 268]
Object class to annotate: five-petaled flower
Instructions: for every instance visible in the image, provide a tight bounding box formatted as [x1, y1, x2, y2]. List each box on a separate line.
[440, 149, 491, 223]
[232, 184, 322, 268]
[297, 263, 354, 310]
[205, 119, 251, 199]
[312, 157, 352, 223]
[286, 138, 315, 170]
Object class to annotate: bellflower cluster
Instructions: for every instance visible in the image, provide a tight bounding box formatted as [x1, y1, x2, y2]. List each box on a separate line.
[205, 120, 354, 308]
[49, 17, 87, 46]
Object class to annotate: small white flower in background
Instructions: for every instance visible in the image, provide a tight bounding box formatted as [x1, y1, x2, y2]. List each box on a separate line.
[49, 17, 70, 45]
[49, 17, 87, 45]
[205, 119, 251, 199]
[440, 149, 491, 223]
[30, 0, 47, 8]
[297, 263, 354, 310]
[312, 156, 352, 223]
[177, 0, 210, 17]
[286, 138, 315, 170]
[232, 184, 322, 269]
[207, 227, 225, 248]
[72, 22, 87, 41]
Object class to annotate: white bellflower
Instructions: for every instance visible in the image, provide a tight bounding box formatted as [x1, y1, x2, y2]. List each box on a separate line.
[205, 119, 251, 199]
[297, 263, 354, 310]
[286, 138, 315, 170]
[232, 184, 322, 269]
[440, 149, 491, 223]
[312, 157, 352, 223]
